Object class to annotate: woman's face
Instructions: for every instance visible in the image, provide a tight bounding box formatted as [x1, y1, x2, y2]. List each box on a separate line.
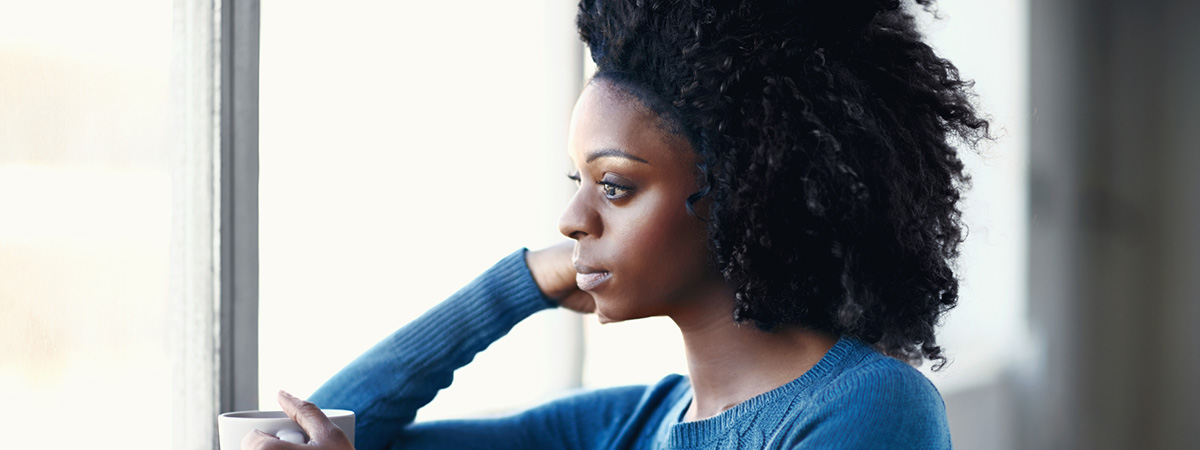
[559, 81, 728, 324]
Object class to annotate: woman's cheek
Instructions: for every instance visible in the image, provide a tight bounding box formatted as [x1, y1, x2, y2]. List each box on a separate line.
[632, 200, 700, 283]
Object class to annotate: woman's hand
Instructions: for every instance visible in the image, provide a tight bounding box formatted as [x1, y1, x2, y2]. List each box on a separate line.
[241, 391, 354, 450]
[526, 241, 595, 314]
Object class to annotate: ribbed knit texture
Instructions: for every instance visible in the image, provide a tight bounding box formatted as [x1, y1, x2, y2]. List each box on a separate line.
[309, 249, 952, 450]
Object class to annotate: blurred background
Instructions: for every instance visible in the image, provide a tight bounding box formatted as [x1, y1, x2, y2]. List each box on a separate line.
[0, 0, 1196, 449]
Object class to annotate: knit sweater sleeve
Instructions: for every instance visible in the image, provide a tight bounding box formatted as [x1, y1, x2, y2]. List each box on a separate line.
[392, 384, 650, 450]
[307, 249, 559, 450]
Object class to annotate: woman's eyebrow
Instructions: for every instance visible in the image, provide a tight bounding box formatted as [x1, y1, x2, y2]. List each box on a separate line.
[586, 148, 650, 164]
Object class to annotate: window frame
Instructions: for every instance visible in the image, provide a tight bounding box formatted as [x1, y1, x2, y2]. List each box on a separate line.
[217, 0, 261, 414]
[173, 0, 261, 447]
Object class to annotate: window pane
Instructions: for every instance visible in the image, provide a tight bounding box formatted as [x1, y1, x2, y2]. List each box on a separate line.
[916, 0, 1030, 387]
[259, 1, 579, 420]
[0, 1, 174, 448]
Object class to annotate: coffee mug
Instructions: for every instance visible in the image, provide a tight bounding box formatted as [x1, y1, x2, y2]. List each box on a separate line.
[218, 409, 355, 450]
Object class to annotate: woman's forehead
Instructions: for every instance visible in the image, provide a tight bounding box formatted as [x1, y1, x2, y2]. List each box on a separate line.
[575, 81, 655, 124]
[568, 82, 691, 161]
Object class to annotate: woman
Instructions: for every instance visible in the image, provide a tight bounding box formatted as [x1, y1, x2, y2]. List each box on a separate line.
[244, 0, 988, 448]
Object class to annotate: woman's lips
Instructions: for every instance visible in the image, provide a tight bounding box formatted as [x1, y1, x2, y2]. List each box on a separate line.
[575, 271, 611, 291]
[573, 262, 611, 290]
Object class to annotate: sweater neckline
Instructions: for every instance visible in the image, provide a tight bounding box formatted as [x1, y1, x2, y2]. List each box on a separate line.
[664, 335, 862, 448]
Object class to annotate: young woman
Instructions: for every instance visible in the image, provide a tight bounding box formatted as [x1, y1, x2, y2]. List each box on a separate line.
[243, 0, 988, 448]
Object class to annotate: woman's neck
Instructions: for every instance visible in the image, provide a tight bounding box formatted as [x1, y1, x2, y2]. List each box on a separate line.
[670, 294, 838, 422]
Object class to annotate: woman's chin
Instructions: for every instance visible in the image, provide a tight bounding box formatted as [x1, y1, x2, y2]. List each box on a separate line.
[594, 308, 622, 324]
[593, 302, 653, 324]
[593, 302, 628, 324]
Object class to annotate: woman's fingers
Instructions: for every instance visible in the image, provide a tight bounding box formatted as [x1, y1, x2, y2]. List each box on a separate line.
[276, 390, 346, 445]
[240, 393, 352, 450]
[527, 242, 595, 312]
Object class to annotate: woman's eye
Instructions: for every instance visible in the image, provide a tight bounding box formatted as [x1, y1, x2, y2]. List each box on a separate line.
[568, 171, 633, 199]
[599, 181, 632, 199]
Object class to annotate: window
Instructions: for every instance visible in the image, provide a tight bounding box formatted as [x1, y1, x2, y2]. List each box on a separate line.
[257, 0, 585, 419]
[3, 1, 260, 448]
[916, 1, 1029, 448]
[0, 1, 178, 447]
[916, 0, 1030, 390]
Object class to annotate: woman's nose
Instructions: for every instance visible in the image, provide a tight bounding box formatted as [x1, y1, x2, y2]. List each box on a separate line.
[559, 189, 599, 240]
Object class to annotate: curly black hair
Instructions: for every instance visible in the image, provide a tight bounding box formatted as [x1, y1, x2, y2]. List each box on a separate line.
[577, 0, 990, 368]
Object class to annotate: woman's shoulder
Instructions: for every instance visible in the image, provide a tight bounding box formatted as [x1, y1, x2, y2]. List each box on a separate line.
[774, 338, 951, 448]
[818, 338, 945, 407]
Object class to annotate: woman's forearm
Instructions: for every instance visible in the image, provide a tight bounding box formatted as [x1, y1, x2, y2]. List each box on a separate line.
[307, 249, 557, 450]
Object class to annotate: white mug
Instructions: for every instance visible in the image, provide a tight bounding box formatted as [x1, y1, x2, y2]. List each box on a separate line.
[218, 409, 355, 450]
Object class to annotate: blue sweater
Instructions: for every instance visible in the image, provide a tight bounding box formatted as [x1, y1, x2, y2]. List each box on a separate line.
[309, 250, 951, 449]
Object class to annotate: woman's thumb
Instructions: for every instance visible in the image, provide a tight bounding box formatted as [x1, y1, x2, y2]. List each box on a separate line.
[277, 390, 337, 442]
